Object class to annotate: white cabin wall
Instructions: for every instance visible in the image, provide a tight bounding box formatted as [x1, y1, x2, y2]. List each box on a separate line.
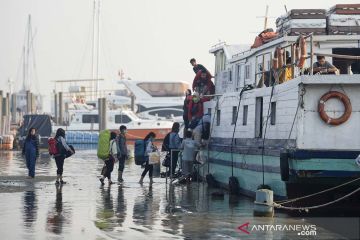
[297, 78, 360, 150]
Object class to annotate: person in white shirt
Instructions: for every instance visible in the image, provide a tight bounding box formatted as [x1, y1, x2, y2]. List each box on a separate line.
[181, 130, 199, 180]
[193, 113, 211, 146]
[100, 132, 118, 185]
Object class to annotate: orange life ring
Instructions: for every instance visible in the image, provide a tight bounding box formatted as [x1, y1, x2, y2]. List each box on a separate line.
[318, 91, 352, 126]
[297, 36, 306, 68]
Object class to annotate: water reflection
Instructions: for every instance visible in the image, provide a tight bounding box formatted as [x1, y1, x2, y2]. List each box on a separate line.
[95, 186, 115, 231]
[132, 185, 159, 229]
[46, 185, 71, 234]
[116, 185, 126, 227]
[23, 190, 37, 228]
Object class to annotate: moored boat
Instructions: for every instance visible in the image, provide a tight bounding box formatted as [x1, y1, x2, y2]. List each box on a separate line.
[201, 5, 360, 211]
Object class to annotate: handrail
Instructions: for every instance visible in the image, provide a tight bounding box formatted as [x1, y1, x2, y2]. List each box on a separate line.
[313, 52, 360, 60]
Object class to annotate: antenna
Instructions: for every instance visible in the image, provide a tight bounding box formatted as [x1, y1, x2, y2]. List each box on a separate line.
[264, 5, 269, 30]
[284, 5, 288, 13]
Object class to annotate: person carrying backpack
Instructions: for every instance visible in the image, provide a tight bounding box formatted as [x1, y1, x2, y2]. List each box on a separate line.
[54, 128, 74, 185]
[100, 131, 118, 185]
[22, 128, 39, 178]
[169, 122, 182, 175]
[180, 130, 199, 181]
[139, 132, 157, 184]
[117, 125, 128, 182]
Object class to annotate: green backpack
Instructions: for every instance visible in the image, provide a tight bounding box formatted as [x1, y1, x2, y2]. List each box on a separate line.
[97, 130, 111, 160]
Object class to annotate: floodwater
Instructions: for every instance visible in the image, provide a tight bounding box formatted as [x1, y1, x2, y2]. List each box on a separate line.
[0, 148, 359, 240]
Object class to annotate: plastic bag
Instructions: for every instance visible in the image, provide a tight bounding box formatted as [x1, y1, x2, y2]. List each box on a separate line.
[149, 151, 160, 165]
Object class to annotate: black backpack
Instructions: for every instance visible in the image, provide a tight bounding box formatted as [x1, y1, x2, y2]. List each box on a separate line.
[161, 133, 171, 152]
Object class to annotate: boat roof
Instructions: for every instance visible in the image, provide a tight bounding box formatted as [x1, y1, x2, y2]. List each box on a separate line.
[210, 35, 360, 64]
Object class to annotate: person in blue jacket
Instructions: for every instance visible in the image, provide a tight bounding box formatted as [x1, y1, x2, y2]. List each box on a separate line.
[22, 128, 39, 178]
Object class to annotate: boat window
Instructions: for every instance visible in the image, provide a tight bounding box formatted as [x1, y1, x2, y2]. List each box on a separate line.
[148, 109, 182, 118]
[243, 105, 248, 126]
[82, 114, 99, 123]
[137, 82, 188, 97]
[270, 102, 276, 125]
[216, 109, 221, 126]
[245, 65, 250, 79]
[115, 114, 132, 124]
[232, 106, 237, 125]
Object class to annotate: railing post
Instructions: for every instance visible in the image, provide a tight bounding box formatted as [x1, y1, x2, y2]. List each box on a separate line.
[310, 35, 314, 75]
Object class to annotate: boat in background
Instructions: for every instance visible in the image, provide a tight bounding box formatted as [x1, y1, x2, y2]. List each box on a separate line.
[120, 79, 188, 122]
[53, 103, 173, 141]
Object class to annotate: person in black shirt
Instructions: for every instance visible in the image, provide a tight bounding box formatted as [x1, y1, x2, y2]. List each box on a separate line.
[190, 58, 208, 74]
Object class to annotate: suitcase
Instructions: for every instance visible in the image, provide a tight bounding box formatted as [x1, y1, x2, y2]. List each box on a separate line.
[283, 28, 327, 36]
[329, 4, 360, 15]
[327, 26, 360, 35]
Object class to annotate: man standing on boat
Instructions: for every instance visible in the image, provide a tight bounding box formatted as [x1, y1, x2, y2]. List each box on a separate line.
[313, 55, 338, 74]
[117, 125, 128, 182]
[190, 58, 212, 75]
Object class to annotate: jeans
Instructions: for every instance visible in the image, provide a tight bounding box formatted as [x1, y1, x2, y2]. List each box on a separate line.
[25, 152, 36, 177]
[118, 155, 126, 172]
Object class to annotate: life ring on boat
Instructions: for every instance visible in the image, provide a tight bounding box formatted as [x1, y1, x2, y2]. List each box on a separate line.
[296, 36, 307, 68]
[318, 91, 352, 126]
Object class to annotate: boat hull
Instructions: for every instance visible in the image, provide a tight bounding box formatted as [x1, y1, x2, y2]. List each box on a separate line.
[201, 148, 360, 206]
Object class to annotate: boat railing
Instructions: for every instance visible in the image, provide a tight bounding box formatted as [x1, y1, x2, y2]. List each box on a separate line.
[210, 41, 226, 50]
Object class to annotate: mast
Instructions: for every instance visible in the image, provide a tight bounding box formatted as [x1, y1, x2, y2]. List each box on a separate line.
[96, 0, 101, 98]
[91, 0, 96, 100]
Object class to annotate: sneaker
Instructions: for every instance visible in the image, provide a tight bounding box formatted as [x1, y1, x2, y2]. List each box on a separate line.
[60, 180, 66, 185]
[99, 178, 105, 185]
[108, 181, 115, 185]
[118, 178, 124, 183]
[55, 180, 60, 185]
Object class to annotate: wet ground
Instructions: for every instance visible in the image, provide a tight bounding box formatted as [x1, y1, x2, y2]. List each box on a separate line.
[0, 149, 359, 240]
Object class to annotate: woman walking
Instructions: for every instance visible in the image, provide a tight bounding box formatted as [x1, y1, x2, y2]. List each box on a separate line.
[139, 132, 157, 184]
[54, 128, 74, 185]
[22, 128, 39, 178]
[100, 131, 117, 185]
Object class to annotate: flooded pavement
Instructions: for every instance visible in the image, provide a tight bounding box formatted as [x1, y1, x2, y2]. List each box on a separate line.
[0, 149, 359, 240]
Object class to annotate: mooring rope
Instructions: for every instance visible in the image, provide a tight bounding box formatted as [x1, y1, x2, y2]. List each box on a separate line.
[275, 176, 360, 205]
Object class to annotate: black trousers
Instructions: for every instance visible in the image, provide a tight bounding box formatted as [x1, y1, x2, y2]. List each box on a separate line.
[55, 156, 65, 175]
[170, 150, 179, 174]
[103, 156, 115, 179]
[141, 162, 153, 178]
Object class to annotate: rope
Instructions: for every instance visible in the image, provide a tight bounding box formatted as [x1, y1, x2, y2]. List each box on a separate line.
[230, 86, 253, 177]
[275, 176, 360, 205]
[273, 187, 360, 211]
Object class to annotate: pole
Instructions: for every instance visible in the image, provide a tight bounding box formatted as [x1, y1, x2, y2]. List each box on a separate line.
[54, 93, 58, 124]
[91, 0, 96, 100]
[26, 90, 31, 114]
[102, 98, 107, 130]
[11, 93, 17, 124]
[96, 0, 101, 98]
[59, 92, 63, 125]
[98, 98, 102, 131]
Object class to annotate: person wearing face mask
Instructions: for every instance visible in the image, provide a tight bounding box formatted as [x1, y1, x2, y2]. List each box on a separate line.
[139, 132, 157, 184]
[117, 125, 128, 182]
[22, 128, 39, 178]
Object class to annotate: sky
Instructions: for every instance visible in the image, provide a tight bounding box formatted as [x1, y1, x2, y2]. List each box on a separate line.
[0, 0, 359, 111]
